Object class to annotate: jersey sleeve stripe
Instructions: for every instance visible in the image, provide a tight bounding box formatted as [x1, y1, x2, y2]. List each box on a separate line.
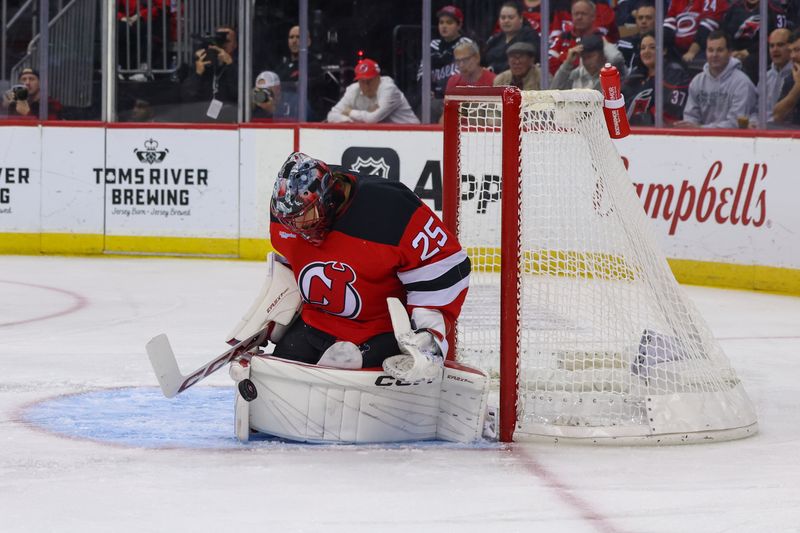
[700, 19, 719, 31]
[397, 250, 469, 284]
[406, 277, 470, 308]
[402, 256, 471, 293]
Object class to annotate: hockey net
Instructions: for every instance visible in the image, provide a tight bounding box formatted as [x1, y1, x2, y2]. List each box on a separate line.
[442, 87, 757, 444]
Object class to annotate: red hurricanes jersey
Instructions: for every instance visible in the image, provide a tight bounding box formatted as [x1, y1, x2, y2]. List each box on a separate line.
[665, 0, 728, 52]
[270, 173, 471, 356]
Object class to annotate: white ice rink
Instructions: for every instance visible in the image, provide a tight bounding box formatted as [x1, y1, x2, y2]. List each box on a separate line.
[1, 255, 799, 533]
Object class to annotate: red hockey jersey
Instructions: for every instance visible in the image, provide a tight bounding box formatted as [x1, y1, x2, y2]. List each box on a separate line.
[664, 0, 729, 53]
[548, 3, 621, 75]
[269, 173, 471, 357]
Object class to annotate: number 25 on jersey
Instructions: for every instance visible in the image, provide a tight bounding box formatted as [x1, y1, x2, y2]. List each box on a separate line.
[412, 216, 448, 261]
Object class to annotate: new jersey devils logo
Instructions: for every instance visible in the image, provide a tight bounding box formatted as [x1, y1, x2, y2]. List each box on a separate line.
[298, 261, 362, 318]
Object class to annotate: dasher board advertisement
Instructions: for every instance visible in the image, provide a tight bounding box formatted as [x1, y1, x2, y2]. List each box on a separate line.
[299, 128, 445, 212]
[102, 128, 239, 239]
[618, 135, 800, 270]
[0, 126, 41, 232]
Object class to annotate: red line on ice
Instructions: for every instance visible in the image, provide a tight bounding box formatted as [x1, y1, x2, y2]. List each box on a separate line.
[513, 445, 629, 533]
[0, 280, 88, 327]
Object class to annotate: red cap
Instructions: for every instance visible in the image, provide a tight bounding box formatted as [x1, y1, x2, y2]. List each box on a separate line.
[354, 58, 381, 80]
[437, 5, 464, 24]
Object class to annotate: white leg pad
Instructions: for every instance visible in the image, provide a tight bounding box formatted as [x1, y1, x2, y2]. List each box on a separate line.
[248, 356, 440, 443]
[243, 355, 489, 444]
[437, 362, 491, 443]
[231, 358, 252, 443]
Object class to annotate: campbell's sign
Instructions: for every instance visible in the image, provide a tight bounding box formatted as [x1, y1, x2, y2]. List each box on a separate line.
[626, 158, 767, 236]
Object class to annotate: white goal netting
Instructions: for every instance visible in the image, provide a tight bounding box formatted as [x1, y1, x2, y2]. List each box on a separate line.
[451, 89, 757, 443]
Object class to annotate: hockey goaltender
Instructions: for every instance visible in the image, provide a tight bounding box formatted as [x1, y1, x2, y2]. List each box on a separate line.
[146, 152, 491, 444]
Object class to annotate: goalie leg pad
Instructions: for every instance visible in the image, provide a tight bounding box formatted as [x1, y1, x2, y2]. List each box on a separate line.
[437, 361, 490, 443]
[248, 356, 440, 443]
[244, 356, 490, 444]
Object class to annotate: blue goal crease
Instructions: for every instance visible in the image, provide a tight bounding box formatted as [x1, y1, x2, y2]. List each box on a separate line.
[19, 386, 501, 451]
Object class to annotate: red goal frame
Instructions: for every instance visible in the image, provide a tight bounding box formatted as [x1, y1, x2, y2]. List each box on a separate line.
[442, 86, 522, 442]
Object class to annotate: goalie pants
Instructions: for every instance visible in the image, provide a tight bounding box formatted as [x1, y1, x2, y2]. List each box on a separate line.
[271, 318, 400, 368]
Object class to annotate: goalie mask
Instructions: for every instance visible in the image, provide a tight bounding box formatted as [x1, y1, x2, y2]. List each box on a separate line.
[271, 152, 344, 245]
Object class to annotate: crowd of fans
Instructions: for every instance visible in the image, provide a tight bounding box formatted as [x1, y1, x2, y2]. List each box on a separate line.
[3, 0, 800, 128]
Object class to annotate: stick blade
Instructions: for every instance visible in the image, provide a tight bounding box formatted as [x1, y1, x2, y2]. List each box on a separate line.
[387, 297, 412, 336]
[146, 334, 183, 398]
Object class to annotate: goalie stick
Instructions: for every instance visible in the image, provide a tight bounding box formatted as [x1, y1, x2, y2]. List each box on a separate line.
[146, 328, 271, 398]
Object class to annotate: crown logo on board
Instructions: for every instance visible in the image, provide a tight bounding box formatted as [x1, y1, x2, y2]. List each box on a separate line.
[134, 138, 169, 164]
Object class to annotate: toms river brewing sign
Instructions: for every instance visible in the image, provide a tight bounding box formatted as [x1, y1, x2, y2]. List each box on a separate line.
[94, 138, 204, 218]
[97, 129, 238, 238]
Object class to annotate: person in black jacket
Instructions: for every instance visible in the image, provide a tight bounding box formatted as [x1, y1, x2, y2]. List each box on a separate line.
[272, 25, 326, 121]
[622, 32, 693, 125]
[617, 1, 656, 72]
[179, 26, 238, 122]
[418, 5, 475, 122]
[722, 0, 798, 84]
[484, 1, 540, 74]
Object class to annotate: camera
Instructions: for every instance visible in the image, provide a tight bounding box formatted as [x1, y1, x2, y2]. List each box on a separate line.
[192, 31, 229, 50]
[253, 87, 273, 104]
[11, 85, 28, 101]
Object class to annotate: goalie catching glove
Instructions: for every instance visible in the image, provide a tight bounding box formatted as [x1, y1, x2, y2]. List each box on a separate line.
[382, 298, 444, 383]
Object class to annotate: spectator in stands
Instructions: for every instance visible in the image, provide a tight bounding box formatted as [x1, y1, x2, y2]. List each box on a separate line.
[117, 0, 165, 71]
[252, 71, 298, 122]
[447, 42, 496, 92]
[274, 25, 304, 82]
[180, 26, 238, 121]
[273, 25, 325, 120]
[1, 68, 63, 120]
[615, 0, 640, 38]
[551, 32, 606, 90]
[494, 42, 542, 90]
[521, 0, 544, 31]
[327, 58, 419, 124]
[552, 0, 621, 44]
[622, 32, 693, 125]
[617, 1, 656, 72]
[675, 31, 758, 128]
[722, 0, 796, 84]
[762, 28, 794, 124]
[484, 2, 540, 74]
[419, 5, 474, 122]
[664, 0, 729, 68]
[772, 30, 800, 126]
[131, 99, 155, 121]
[549, 0, 625, 75]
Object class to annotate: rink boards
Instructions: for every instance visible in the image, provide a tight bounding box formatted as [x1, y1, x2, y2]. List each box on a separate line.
[0, 122, 799, 294]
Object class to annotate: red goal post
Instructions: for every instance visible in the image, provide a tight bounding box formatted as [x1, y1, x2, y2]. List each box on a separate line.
[443, 86, 521, 442]
[442, 87, 758, 444]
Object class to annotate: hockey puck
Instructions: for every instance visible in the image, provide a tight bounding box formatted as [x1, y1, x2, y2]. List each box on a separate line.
[238, 379, 258, 402]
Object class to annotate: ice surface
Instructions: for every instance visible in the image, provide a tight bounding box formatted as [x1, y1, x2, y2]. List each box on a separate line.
[1, 255, 799, 532]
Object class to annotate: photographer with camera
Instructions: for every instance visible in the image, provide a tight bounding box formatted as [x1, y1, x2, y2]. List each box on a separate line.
[179, 26, 238, 122]
[2, 68, 63, 120]
[251, 70, 298, 122]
